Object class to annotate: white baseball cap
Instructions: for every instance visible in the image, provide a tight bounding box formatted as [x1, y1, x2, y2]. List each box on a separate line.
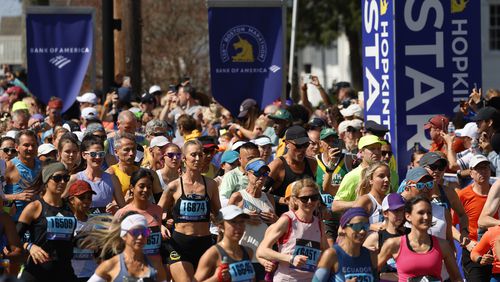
[76, 92, 98, 104]
[338, 120, 363, 134]
[252, 135, 273, 146]
[150, 136, 169, 148]
[340, 104, 363, 118]
[149, 85, 162, 94]
[81, 107, 99, 120]
[455, 122, 478, 140]
[219, 205, 250, 220]
[38, 143, 57, 157]
[231, 140, 247, 151]
[469, 154, 490, 169]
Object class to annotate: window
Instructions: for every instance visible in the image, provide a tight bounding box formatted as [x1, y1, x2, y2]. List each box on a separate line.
[490, 4, 500, 50]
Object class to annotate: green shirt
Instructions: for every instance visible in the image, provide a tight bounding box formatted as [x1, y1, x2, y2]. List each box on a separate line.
[219, 167, 248, 199]
[334, 165, 364, 202]
[315, 155, 348, 192]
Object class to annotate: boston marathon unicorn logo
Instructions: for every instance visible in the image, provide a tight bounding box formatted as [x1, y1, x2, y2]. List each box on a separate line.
[232, 36, 254, 62]
[452, 0, 468, 13]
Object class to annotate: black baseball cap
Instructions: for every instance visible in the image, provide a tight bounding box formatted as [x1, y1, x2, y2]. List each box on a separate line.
[365, 120, 389, 137]
[471, 106, 499, 121]
[285, 125, 310, 145]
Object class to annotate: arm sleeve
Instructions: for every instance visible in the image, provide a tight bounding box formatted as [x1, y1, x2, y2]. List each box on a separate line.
[471, 229, 492, 257]
[312, 268, 331, 282]
[87, 274, 107, 282]
[16, 222, 29, 239]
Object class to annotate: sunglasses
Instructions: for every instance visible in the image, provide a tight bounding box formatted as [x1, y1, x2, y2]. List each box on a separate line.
[428, 162, 446, 171]
[1, 147, 16, 154]
[76, 193, 93, 201]
[345, 222, 370, 232]
[252, 170, 269, 178]
[151, 132, 165, 137]
[166, 152, 182, 159]
[381, 151, 393, 157]
[86, 151, 106, 158]
[408, 180, 434, 191]
[203, 148, 217, 155]
[51, 174, 70, 183]
[127, 228, 151, 238]
[291, 142, 310, 149]
[297, 194, 320, 203]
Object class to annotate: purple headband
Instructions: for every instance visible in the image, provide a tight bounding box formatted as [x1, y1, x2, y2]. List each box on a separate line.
[340, 207, 369, 228]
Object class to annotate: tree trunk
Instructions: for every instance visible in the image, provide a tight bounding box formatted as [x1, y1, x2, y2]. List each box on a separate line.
[346, 29, 363, 92]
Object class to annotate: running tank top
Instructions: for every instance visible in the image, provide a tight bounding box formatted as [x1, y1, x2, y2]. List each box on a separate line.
[396, 235, 442, 282]
[77, 171, 114, 215]
[333, 244, 374, 282]
[113, 253, 157, 282]
[215, 245, 255, 282]
[274, 210, 322, 282]
[239, 190, 274, 262]
[156, 169, 166, 189]
[172, 176, 211, 223]
[367, 193, 383, 224]
[109, 164, 139, 195]
[5, 157, 42, 220]
[378, 229, 401, 273]
[72, 220, 97, 278]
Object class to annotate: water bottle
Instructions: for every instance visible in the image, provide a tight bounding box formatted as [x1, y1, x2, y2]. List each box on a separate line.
[448, 122, 455, 135]
[218, 256, 230, 282]
[471, 138, 479, 155]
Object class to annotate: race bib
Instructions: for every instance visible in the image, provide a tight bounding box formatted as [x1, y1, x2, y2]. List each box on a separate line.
[345, 273, 374, 282]
[179, 200, 207, 221]
[46, 216, 76, 240]
[321, 194, 333, 209]
[228, 260, 255, 282]
[291, 239, 320, 272]
[143, 226, 161, 255]
[73, 247, 94, 260]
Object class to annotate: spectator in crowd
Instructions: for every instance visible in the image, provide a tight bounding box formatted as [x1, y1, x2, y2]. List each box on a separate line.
[425, 114, 449, 154]
[268, 108, 293, 157]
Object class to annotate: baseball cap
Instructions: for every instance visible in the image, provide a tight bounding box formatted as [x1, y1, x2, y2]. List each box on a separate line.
[149, 85, 162, 94]
[469, 154, 490, 169]
[42, 162, 67, 184]
[455, 122, 478, 140]
[68, 180, 96, 197]
[268, 108, 292, 122]
[358, 135, 382, 150]
[419, 152, 448, 167]
[320, 128, 338, 140]
[382, 193, 406, 211]
[340, 104, 363, 118]
[285, 126, 310, 145]
[120, 214, 148, 237]
[63, 120, 82, 132]
[424, 115, 449, 130]
[245, 158, 269, 173]
[238, 99, 257, 118]
[405, 167, 431, 182]
[308, 117, 326, 128]
[338, 120, 362, 135]
[76, 92, 98, 104]
[81, 107, 99, 121]
[231, 140, 247, 151]
[38, 143, 57, 157]
[471, 106, 499, 121]
[198, 136, 219, 149]
[140, 93, 155, 104]
[252, 135, 273, 146]
[41, 129, 53, 141]
[221, 150, 239, 164]
[149, 136, 169, 148]
[219, 205, 250, 221]
[11, 101, 28, 112]
[364, 120, 389, 137]
[6, 86, 23, 95]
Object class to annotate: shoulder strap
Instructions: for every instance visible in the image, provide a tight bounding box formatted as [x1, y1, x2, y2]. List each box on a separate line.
[179, 176, 186, 196]
[278, 213, 293, 245]
[202, 175, 208, 196]
[215, 244, 229, 260]
[240, 246, 250, 260]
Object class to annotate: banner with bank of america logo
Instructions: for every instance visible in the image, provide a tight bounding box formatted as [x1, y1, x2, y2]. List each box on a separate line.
[208, 1, 285, 115]
[26, 8, 93, 113]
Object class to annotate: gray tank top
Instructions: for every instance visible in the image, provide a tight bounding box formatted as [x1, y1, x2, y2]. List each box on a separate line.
[77, 171, 114, 211]
[113, 253, 157, 282]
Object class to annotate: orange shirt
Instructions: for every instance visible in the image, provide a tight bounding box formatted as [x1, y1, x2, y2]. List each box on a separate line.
[471, 226, 500, 274]
[452, 184, 488, 241]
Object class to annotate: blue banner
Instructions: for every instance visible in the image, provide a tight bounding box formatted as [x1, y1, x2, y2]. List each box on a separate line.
[27, 12, 93, 113]
[394, 0, 481, 174]
[208, 7, 284, 115]
[362, 0, 396, 145]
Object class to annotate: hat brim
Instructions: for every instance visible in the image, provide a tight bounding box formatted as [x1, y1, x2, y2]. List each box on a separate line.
[470, 115, 485, 121]
[386, 203, 405, 211]
[222, 157, 239, 164]
[224, 212, 250, 221]
[291, 137, 311, 145]
[238, 110, 249, 118]
[70, 190, 97, 197]
[268, 115, 286, 121]
[424, 123, 433, 129]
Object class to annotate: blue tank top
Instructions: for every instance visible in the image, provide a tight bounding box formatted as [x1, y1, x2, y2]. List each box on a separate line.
[333, 244, 374, 282]
[113, 253, 157, 282]
[76, 171, 114, 214]
[5, 157, 41, 220]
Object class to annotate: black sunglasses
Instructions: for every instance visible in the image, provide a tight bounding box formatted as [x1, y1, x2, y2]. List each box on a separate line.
[381, 151, 393, 157]
[51, 174, 70, 183]
[1, 147, 16, 154]
[166, 152, 182, 159]
[428, 162, 446, 171]
[252, 169, 269, 178]
[151, 132, 165, 137]
[297, 194, 320, 203]
[291, 142, 310, 149]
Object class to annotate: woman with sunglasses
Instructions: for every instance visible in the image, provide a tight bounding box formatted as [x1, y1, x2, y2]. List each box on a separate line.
[354, 162, 391, 226]
[378, 197, 462, 282]
[17, 162, 78, 281]
[0, 136, 16, 161]
[313, 207, 377, 282]
[86, 213, 167, 282]
[156, 143, 182, 189]
[257, 178, 328, 282]
[67, 135, 125, 215]
[195, 205, 256, 282]
[158, 139, 221, 282]
[57, 132, 83, 175]
[228, 158, 277, 281]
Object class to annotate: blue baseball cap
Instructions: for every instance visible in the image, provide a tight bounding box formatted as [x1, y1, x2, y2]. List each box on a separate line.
[245, 158, 269, 173]
[221, 150, 239, 164]
[41, 129, 53, 141]
[405, 167, 431, 182]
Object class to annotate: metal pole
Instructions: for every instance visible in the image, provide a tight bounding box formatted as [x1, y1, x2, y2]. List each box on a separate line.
[102, 0, 114, 93]
[288, 0, 297, 84]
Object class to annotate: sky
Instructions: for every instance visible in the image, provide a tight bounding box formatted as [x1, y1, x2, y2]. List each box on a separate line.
[0, 0, 22, 19]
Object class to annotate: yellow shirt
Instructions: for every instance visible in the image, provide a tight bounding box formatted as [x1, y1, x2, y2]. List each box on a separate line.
[275, 137, 286, 158]
[110, 164, 139, 195]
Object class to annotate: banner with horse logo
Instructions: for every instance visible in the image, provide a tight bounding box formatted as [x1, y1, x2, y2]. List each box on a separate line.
[207, 1, 285, 116]
[26, 7, 94, 113]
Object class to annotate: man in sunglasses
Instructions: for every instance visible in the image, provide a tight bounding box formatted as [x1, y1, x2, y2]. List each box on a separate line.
[268, 125, 317, 216]
[267, 108, 293, 158]
[198, 136, 219, 179]
[453, 155, 493, 281]
[141, 119, 170, 169]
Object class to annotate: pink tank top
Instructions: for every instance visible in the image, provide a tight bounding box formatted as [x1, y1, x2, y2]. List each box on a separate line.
[273, 210, 322, 282]
[396, 235, 443, 282]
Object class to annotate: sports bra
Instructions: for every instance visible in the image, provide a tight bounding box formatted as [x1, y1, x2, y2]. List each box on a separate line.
[172, 176, 211, 223]
[215, 244, 255, 282]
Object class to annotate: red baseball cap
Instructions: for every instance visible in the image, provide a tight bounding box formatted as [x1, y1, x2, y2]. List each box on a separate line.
[424, 115, 449, 130]
[68, 180, 96, 197]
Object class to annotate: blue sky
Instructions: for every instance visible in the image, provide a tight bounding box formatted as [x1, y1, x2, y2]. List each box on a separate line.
[0, 0, 22, 18]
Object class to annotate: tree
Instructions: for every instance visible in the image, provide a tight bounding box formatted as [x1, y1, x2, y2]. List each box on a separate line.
[289, 0, 362, 91]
